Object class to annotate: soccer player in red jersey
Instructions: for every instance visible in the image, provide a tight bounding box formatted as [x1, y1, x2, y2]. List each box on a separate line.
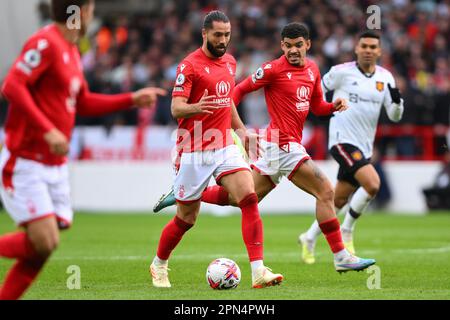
[149, 11, 283, 289]
[154, 22, 376, 273]
[0, 0, 166, 300]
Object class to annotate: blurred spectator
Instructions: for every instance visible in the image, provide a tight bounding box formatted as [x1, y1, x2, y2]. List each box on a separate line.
[423, 151, 450, 210]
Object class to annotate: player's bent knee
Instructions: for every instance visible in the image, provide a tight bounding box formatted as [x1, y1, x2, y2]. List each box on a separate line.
[318, 187, 335, 204]
[334, 197, 348, 209]
[364, 183, 380, 198]
[32, 235, 59, 257]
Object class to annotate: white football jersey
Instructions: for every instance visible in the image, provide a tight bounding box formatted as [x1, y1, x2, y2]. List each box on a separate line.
[322, 61, 403, 158]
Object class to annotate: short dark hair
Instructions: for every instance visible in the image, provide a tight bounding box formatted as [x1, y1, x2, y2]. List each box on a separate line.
[359, 31, 381, 41]
[51, 0, 93, 23]
[281, 22, 310, 40]
[203, 10, 230, 30]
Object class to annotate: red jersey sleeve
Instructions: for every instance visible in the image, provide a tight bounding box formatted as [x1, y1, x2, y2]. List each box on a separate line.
[1, 36, 56, 132]
[76, 80, 133, 116]
[233, 62, 275, 106]
[310, 70, 334, 116]
[172, 61, 195, 99]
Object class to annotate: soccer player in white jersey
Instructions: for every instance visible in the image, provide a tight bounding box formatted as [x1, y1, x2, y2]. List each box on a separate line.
[299, 31, 404, 264]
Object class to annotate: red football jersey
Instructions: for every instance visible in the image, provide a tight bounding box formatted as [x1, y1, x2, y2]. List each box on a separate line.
[234, 56, 334, 148]
[172, 48, 236, 153]
[1, 24, 133, 165]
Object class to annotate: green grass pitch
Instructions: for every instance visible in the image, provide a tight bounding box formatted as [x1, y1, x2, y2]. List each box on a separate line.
[1, 210, 449, 300]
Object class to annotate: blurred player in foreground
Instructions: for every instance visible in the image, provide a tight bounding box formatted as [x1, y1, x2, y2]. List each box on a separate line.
[299, 31, 404, 264]
[0, 0, 166, 299]
[149, 11, 283, 289]
[154, 23, 376, 273]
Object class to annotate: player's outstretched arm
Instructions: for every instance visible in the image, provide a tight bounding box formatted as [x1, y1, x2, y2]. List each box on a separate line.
[77, 85, 167, 116]
[171, 89, 219, 119]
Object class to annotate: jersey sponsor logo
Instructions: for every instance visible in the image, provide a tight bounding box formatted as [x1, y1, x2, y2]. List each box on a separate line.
[176, 73, 185, 85]
[376, 81, 384, 92]
[287, 72, 292, 80]
[216, 81, 231, 97]
[205, 67, 210, 74]
[307, 68, 315, 82]
[214, 81, 232, 107]
[296, 86, 311, 111]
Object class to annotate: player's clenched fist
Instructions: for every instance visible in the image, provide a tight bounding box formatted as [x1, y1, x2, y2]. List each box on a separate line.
[44, 128, 69, 156]
[132, 87, 168, 108]
[332, 98, 349, 112]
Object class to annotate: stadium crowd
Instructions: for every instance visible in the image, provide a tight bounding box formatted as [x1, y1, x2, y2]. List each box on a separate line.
[0, 0, 449, 158]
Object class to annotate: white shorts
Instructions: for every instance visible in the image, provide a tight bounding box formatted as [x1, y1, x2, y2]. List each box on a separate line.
[251, 140, 311, 186]
[0, 147, 73, 229]
[173, 144, 251, 203]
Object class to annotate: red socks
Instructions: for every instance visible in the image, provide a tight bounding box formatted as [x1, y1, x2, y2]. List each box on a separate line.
[0, 258, 46, 300]
[202, 186, 230, 206]
[0, 232, 46, 300]
[156, 216, 193, 260]
[239, 193, 264, 262]
[0, 232, 37, 260]
[319, 217, 345, 253]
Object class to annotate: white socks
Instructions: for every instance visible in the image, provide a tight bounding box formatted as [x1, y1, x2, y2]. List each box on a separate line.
[305, 220, 322, 241]
[334, 248, 351, 261]
[251, 260, 264, 275]
[153, 256, 168, 267]
[342, 188, 373, 232]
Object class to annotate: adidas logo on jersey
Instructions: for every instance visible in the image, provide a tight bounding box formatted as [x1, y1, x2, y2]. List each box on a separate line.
[352, 81, 358, 86]
[287, 73, 292, 80]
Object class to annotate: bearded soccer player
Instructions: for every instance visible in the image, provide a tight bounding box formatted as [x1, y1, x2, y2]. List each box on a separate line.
[0, 0, 166, 300]
[149, 11, 283, 289]
[154, 23, 376, 273]
[299, 31, 404, 264]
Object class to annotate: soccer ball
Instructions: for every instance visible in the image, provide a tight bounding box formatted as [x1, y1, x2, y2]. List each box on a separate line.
[206, 258, 241, 290]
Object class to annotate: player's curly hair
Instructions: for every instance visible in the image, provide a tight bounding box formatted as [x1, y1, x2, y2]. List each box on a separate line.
[281, 22, 310, 40]
[203, 10, 230, 30]
[51, 0, 94, 23]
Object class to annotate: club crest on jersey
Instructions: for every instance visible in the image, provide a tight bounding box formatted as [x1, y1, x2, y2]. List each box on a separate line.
[296, 86, 311, 111]
[287, 72, 292, 80]
[376, 81, 384, 92]
[226, 62, 234, 75]
[351, 151, 363, 161]
[213, 81, 232, 106]
[307, 68, 315, 81]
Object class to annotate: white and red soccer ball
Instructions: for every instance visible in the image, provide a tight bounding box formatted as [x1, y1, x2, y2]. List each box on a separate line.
[206, 258, 241, 290]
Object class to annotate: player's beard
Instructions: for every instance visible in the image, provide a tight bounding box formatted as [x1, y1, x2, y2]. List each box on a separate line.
[207, 40, 228, 58]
